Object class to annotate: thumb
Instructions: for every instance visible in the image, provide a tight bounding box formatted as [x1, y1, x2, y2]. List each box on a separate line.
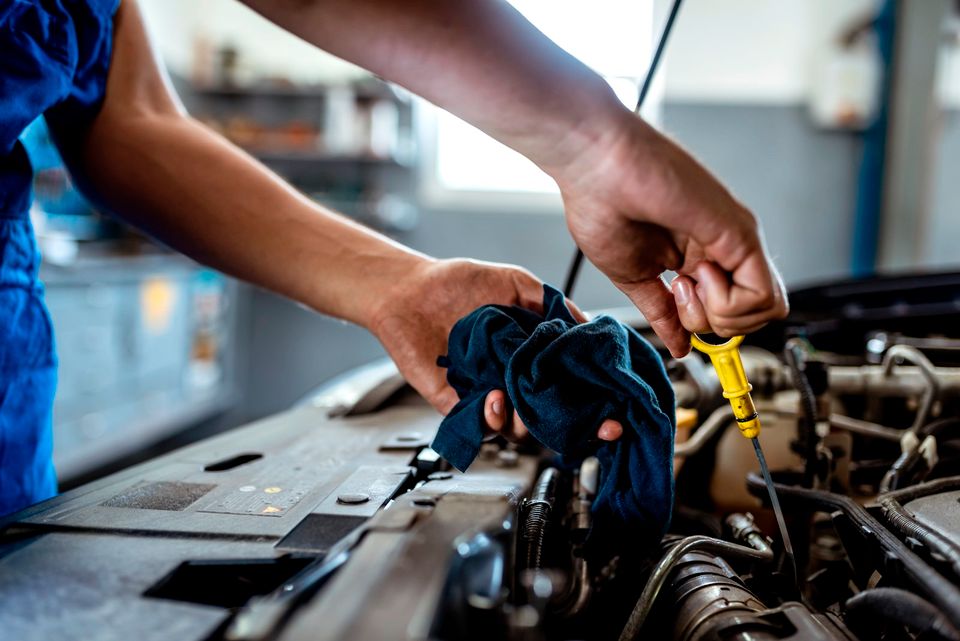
[620, 276, 690, 358]
[431, 383, 460, 416]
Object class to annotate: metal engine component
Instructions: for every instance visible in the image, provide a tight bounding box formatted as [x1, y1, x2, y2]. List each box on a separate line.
[522, 468, 559, 570]
[669, 553, 848, 641]
[618, 518, 775, 641]
[3, 272, 960, 641]
[670, 552, 766, 641]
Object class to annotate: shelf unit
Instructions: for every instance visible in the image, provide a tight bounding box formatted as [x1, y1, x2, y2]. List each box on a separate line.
[174, 74, 419, 233]
[43, 253, 239, 483]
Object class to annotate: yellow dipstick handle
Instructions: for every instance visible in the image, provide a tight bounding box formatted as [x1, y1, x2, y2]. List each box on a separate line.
[690, 334, 761, 439]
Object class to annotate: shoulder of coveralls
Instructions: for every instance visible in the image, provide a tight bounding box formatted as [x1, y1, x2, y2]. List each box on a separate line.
[0, 0, 120, 212]
[39, 0, 123, 135]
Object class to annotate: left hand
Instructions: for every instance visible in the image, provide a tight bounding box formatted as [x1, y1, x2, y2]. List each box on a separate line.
[368, 257, 623, 442]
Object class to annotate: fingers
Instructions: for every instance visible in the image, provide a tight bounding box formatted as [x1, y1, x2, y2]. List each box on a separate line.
[621, 276, 691, 358]
[484, 390, 622, 443]
[565, 297, 589, 323]
[670, 256, 787, 338]
[507, 409, 530, 441]
[483, 390, 529, 441]
[433, 384, 461, 416]
[598, 419, 623, 441]
[691, 258, 788, 336]
[510, 263, 586, 323]
[484, 389, 508, 431]
[508, 266, 547, 315]
[695, 257, 768, 316]
[637, 256, 787, 345]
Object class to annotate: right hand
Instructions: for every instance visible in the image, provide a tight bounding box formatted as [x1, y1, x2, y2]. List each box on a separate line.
[553, 109, 788, 357]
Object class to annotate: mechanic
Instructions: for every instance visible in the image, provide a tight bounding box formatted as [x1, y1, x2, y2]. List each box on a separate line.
[0, 0, 787, 516]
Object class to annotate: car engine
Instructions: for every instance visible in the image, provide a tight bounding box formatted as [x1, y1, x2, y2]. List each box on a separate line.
[2, 271, 959, 641]
[494, 270, 960, 641]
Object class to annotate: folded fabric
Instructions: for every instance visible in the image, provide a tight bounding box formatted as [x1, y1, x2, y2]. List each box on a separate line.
[432, 284, 676, 541]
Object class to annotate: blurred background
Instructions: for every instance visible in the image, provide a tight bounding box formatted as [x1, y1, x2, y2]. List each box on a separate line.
[28, 0, 959, 486]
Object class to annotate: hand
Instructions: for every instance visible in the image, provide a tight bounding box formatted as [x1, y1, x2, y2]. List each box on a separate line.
[554, 110, 788, 358]
[368, 257, 623, 442]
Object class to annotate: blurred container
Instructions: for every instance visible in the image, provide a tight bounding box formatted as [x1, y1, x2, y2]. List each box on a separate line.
[810, 45, 880, 130]
[191, 34, 215, 87]
[367, 100, 400, 158]
[323, 86, 358, 154]
[216, 43, 240, 87]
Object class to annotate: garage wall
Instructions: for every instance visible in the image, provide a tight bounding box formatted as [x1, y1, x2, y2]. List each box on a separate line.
[926, 110, 960, 270]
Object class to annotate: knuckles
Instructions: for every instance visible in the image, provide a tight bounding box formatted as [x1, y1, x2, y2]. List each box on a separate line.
[754, 289, 777, 311]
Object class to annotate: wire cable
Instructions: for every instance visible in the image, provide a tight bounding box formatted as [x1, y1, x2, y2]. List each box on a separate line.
[563, 0, 685, 298]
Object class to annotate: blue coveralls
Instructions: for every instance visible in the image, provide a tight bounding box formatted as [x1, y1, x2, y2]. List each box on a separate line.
[0, 0, 118, 516]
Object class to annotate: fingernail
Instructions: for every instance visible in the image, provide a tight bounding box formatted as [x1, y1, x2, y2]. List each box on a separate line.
[492, 398, 503, 417]
[674, 281, 689, 305]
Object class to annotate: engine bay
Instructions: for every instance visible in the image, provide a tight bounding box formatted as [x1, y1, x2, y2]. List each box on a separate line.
[506, 271, 960, 641]
[2, 271, 959, 641]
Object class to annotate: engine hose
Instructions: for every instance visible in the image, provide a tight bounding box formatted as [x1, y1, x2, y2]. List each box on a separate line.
[618, 532, 774, 641]
[845, 588, 960, 641]
[878, 476, 960, 580]
[920, 417, 960, 441]
[744, 472, 960, 630]
[882, 417, 960, 492]
[784, 339, 817, 487]
[829, 414, 902, 442]
[880, 417, 960, 493]
[878, 348, 946, 491]
[522, 467, 558, 569]
[674, 406, 735, 458]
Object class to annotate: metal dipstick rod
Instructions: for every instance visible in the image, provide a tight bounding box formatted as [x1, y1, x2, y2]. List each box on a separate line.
[690, 334, 797, 583]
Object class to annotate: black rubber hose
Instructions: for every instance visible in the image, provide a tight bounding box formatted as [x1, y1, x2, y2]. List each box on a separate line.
[879, 476, 960, 580]
[883, 417, 960, 492]
[880, 475, 960, 503]
[783, 339, 817, 487]
[744, 472, 960, 630]
[919, 417, 960, 440]
[845, 588, 960, 641]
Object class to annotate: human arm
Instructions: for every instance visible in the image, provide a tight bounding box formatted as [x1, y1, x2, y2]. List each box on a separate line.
[239, 0, 789, 356]
[47, 0, 622, 439]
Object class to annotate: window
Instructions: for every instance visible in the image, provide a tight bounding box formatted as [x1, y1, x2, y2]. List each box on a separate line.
[422, 0, 658, 208]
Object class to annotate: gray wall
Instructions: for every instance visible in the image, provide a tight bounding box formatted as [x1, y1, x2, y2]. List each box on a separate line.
[663, 103, 861, 287]
[927, 110, 960, 269]
[233, 102, 864, 421]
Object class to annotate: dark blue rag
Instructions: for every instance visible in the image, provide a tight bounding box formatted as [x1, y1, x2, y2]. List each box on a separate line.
[432, 285, 676, 540]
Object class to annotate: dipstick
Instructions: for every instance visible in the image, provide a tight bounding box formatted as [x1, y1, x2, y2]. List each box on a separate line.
[691, 334, 797, 584]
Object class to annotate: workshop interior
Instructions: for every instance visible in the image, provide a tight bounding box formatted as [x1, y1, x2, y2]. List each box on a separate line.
[3, 0, 960, 640]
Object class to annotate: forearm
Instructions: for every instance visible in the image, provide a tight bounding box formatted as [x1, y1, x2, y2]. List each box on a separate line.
[72, 111, 426, 327]
[240, 0, 631, 181]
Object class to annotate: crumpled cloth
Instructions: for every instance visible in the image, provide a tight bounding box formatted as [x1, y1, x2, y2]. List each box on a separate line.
[432, 285, 676, 540]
